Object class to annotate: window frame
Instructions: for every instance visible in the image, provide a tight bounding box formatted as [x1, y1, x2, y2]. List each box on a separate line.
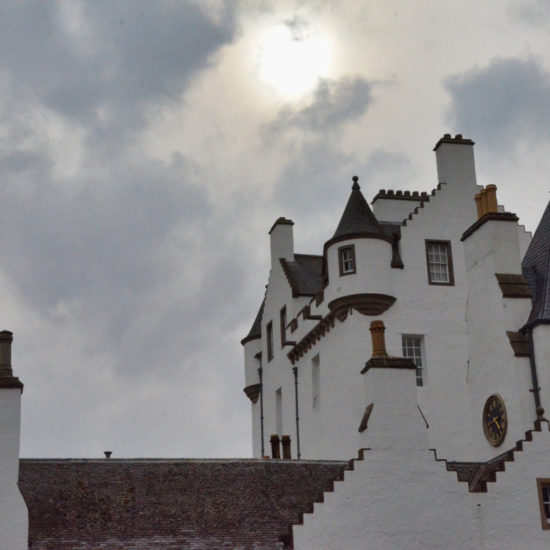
[425, 240, 454, 286]
[537, 478, 550, 530]
[312, 354, 320, 409]
[266, 321, 274, 362]
[401, 334, 425, 387]
[338, 245, 356, 276]
[280, 306, 287, 348]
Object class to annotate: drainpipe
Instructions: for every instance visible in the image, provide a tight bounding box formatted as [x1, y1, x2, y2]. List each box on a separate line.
[292, 366, 301, 459]
[526, 327, 545, 427]
[258, 365, 265, 457]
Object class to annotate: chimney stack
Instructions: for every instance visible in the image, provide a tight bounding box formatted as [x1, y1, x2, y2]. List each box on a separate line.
[433, 134, 477, 188]
[0, 330, 27, 547]
[0, 330, 13, 378]
[474, 185, 499, 219]
[269, 217, 294, 268]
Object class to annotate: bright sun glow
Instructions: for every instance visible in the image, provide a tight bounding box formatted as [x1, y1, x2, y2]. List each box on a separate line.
[257, 24, 332, 98]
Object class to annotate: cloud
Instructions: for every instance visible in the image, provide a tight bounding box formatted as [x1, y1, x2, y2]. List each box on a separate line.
[265, 76, 372, 135]
[0, 1, 235, 146]
[513, 0, 550, 27]
[444, 57, 550, 152]
[272, 140, 412, 253]
[0, 1, 249, 458]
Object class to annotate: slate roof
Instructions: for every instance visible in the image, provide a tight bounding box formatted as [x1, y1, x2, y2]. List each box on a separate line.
[332, 178, 385, 240]
[522, 200, 550, 326]
[19, 458, 345, 550]
[280, 254, 324, 297]
[241, 299, 264, 345]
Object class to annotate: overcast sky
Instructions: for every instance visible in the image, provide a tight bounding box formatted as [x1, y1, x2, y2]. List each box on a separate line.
[2, 1, 550, 458]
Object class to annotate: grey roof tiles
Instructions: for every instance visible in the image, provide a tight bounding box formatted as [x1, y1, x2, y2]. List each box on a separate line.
[522, 200, 550, 326]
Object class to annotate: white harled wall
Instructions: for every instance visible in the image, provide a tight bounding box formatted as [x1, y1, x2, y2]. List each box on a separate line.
[294, 425, 550, 550]
[462, 219, 534, 460]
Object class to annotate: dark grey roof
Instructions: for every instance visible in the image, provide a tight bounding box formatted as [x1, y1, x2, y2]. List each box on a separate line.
[241, 299, 264, 345]
[281, 254, 324, 297]
[522, 201, 550, 326]
[19, 458, 346, 550]
[332, 178, 384, 240]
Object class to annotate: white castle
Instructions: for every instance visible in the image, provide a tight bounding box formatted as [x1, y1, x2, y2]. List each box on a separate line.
[241, 134, 550, 548]
[3, 134, 550, 549]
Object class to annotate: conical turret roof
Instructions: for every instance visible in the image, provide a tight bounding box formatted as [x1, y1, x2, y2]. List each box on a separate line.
[332, 177, 385, 240]
[523, 200, 550, 326]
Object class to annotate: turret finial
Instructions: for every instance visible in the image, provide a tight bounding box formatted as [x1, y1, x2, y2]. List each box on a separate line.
[352, 176, 360, 190]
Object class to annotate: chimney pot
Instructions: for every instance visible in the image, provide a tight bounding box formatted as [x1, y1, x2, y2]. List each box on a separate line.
[369, 320, 388, 358]
[281, 435, 292, 459]
[480, 188, 488, 216]
[474, 193, 483, 219]
[444, 133, 451, 138]
[104, 451, 112, 459]
[270, 434, 281, 459]
[455, 134, 463, 139]
[485, 184, 498, 213]
[0, 330, 13, 377]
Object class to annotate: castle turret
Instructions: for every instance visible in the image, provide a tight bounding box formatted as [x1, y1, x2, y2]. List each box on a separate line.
[324, 177, 396, 317]
[0, 331, 28, 548]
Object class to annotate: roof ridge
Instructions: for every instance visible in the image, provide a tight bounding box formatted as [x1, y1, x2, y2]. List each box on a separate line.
[294, 253, 323, 260]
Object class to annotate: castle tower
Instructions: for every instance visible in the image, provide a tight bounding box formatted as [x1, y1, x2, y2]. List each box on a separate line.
[323, 177, 396, 317]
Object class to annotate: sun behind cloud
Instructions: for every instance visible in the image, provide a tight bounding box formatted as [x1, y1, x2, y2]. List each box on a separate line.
[256, 20, 332, 99]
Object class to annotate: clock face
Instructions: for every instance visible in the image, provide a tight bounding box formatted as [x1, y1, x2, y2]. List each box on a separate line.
[483, 394, 507, 446]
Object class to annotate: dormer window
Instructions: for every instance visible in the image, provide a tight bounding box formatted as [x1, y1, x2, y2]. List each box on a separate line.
[339, 245, 356, 276]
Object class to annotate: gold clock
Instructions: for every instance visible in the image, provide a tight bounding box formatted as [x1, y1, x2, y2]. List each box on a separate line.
[483, 394, 507, 446]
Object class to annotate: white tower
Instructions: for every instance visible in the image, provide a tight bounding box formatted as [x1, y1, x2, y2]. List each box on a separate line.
[0, 331, 28, 549]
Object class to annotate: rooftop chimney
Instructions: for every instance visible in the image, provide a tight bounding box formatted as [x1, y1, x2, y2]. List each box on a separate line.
[104, 451, 112, 459]
[0, 331, 13, 378]
[269, 217, 294, 268]
[369, 321, 388, 357]
[433, 134, 477, 188]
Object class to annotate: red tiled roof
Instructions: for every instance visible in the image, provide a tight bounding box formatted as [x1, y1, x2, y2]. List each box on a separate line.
[19, 458, 345, 550]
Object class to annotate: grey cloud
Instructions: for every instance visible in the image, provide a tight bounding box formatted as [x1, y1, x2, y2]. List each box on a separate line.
[1, 155, 210, 319]
[444, 57, 550, 152]
[513, 0, 550, 26]
[266, 76, 372, 135]
[273, 141, 411, 242]
[0, 2, 235, 132]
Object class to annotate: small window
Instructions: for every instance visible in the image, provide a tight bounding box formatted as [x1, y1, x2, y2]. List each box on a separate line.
[425, 240, 454, 286]
[267, 321, 273, 362]
[276, 388, 283, 434]
[538, 479, 550, 529]
[312, 355, 320, 408]
[402, 335, 425, 386]
[280, 306, 287, 348]
[339, 245, 356, 276]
